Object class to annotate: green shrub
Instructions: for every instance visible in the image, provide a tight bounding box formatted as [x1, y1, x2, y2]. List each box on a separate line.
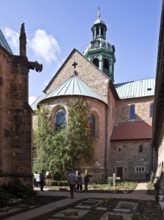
[1, 179, 37, 207]
[0, 187, 11, 207]
[51, 180, 67, 186]
[96, 178, 108, 184]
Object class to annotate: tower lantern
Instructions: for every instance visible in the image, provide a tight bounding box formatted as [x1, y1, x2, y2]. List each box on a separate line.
[84, 10, 116, 81]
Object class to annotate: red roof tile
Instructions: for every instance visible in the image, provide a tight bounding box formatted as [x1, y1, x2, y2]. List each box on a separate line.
[111, 121, 152, 140]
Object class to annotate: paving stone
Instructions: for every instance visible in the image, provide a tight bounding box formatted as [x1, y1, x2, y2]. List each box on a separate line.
[76, 198, 103, 209]
[113, 201, 138, 213]
[96, 207, 108, 211]
[53, 208, 89, 219]
[100, 211, 133, 220]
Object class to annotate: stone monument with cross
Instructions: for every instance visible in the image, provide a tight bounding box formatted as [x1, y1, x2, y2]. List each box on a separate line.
[108, 173, 120, 189]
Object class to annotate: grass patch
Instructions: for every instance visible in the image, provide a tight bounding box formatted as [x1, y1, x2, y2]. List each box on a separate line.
[88, 180, 138, 191]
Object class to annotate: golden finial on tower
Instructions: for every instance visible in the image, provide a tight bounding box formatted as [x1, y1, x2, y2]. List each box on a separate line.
[98, 6, 101, 18]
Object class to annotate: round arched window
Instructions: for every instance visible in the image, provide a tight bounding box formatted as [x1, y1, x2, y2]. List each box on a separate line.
[54, 108, 66, 130]
[92, 58, 99, 68]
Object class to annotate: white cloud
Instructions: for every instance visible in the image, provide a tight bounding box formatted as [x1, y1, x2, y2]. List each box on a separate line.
[3, 28, 19, 53]
[29, 29, 60, 63]
[28, 96, 37, 105]
[3, 27, 61, 63]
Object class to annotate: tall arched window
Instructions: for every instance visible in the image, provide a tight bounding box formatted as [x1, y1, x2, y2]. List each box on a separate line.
[89, 113, 99, 138]
[129, 104, 135, 120]
[54, 108, 66, 130]
[149, 102, 154, 117]
[92, 58, 99, 68]
[103, 58, 109, 73]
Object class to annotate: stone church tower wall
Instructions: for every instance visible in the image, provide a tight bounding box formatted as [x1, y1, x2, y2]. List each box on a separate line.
[0, 24, 42, 186]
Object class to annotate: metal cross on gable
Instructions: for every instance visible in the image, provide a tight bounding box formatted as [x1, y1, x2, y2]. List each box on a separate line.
[72, 61, 78, 69]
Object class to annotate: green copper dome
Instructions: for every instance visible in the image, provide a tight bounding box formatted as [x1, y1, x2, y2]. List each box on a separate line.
[93, 18, 105, 25]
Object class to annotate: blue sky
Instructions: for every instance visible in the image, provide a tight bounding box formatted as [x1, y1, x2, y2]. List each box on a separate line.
[0, 0, 162, 104]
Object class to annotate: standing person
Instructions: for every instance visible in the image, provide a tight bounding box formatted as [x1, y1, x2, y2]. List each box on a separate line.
[84, 173, 89, 191]
[84, 170, 92, 191]
[145, 170, 150, 181]
[67, 170, 77, 199]
[46, 171, 52, 187]
[33, 171, 37, 187]
[76, 171, 82, 191]
[39, 169, 45, 191]
[36, 171, 40, 188]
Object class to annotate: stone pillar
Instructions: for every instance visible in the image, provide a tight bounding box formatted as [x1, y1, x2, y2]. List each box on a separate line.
[99, 55, 103, 72]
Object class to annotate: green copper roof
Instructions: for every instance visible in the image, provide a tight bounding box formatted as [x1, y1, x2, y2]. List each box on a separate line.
[115, 78, 155, 99]
[94, 18, 105, 25]
[44, 72, 105, 103]
[31, 72, 106, 111]
[30, 93, 46, 111]
[0, 30, 13, 54]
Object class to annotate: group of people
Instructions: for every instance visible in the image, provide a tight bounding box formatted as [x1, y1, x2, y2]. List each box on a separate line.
[67, 170, 91, 199]
[33, 170, 52, 191]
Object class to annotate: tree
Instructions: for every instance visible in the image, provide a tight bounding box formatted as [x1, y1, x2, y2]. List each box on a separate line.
[67, 98, 94, 168]
[33, 99, 94, 178]
[33, 105, 55, 172]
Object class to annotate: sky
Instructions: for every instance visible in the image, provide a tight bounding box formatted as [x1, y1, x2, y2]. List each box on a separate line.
[0, 0, 162, 104]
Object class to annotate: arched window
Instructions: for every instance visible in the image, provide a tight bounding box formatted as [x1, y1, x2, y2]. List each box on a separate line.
[129, 105, 135, 120]
[89, 113, 99, 138]
[101, 27, 103, 36]
[54, 108, 66, 130]
[92, 58, 99, 68]
[139, 145, 143, 153]
[149, 102, 154, 117]
[103, 58, 109, 74]
[96, 27, 99, 36]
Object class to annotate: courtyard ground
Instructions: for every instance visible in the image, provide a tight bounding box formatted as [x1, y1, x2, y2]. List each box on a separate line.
[2, 182, 164, 220]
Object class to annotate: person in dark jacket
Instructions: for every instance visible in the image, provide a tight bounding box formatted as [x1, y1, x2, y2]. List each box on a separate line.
[39, 169, 45, 191]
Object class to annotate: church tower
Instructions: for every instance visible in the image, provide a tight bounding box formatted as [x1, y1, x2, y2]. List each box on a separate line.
[84, 9, 116, 81]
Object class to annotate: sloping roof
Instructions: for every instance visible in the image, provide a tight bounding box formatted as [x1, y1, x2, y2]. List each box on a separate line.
[114, 78, 155, 99]
[30, 93, 46, 111]
[31, 72, 106, 111]
[0, 30, 13, 54]
[43, 72, 106, 103]
[111, 121, 152, 141]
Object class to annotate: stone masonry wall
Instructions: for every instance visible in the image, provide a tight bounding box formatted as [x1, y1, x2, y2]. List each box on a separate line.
[115, 96, 154, 124]
[0, 50, 32, 185]
[45, 50, 110, 105]
[110, 140, 152, 180]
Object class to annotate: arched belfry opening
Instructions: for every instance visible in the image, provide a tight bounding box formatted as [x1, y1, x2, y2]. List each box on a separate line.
[103, 58, 109, 74]
[92, 58, 99, 68]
